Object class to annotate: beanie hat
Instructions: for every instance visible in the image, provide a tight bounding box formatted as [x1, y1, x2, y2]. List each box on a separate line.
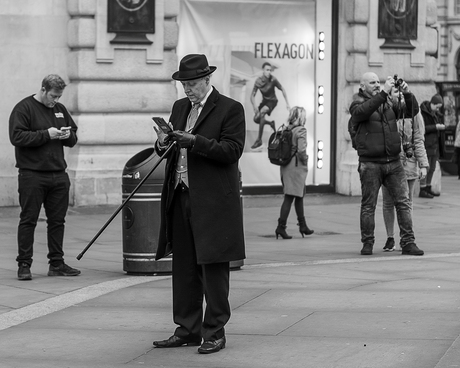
[430, 94, 443, 105]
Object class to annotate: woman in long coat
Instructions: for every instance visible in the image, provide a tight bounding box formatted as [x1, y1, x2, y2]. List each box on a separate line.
[275, 106, 314, 239]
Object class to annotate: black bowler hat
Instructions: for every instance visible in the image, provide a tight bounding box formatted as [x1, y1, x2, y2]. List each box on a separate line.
[172, 54, 217, 81]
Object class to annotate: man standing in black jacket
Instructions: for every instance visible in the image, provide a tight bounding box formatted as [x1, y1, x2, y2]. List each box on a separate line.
[419, 94, 445, 198]
[349, 72, 424, 256]
[9, 74, 80, 280]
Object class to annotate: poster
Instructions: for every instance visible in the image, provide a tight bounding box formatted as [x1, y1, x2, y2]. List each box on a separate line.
[177, 0, 317, 187]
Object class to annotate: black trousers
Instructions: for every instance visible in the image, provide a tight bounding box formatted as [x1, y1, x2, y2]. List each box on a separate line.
[171, 185, 230, 341]
[16, 169, 70, 266]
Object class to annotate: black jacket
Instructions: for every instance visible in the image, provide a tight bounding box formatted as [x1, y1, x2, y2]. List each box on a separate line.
[155, 87, 246, 264]
[420, 100, 441, 156]
[349, 89, 419, 163]
[9, 95, 78, 171]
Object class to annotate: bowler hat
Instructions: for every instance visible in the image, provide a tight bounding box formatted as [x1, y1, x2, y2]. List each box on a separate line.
[430, 94, 443, 105]
[172, 54, 217, 81]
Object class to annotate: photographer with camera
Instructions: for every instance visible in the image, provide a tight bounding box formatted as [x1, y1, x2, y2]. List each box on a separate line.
[349, 72, 424, 256]
[419, 94, 445, 198]
[381, 89, 429, 252]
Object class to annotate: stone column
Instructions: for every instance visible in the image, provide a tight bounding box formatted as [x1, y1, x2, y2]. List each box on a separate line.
[336, 0, 439, 196]
[66, 0, 179, 206]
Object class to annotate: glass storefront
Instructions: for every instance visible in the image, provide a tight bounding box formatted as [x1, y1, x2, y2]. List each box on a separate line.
[177, 0, 335, 194]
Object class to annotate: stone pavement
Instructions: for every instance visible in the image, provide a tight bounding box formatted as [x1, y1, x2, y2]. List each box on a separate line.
[0, 176, 459, 368]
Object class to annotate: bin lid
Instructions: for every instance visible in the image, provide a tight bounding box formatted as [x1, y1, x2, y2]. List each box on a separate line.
[122, 148, 166, 182]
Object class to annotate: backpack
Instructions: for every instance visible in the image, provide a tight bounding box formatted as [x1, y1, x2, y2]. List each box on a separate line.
[268, 125, 296, 166]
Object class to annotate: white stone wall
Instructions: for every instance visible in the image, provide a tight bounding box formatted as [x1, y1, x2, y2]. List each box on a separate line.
[0, 1, 71, 206]
[0, 0, 180, 206]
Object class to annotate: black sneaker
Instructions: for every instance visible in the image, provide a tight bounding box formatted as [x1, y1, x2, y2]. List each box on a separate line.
[48, 263, 81, 276]
[383, 237, 395, 252]
[426, 186, 440, 197]
[360, 244, 373, 255]
[419, 189, 434, 198]
[401, 244, 424, 256]
[18, 263, 32, 280]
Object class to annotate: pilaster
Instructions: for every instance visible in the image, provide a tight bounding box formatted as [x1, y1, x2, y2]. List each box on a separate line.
[66, 0, 179, 206]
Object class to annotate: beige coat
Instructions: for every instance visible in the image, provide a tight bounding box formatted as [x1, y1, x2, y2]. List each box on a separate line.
[399, 113, 429, 180]
[280, 125, 308, 197]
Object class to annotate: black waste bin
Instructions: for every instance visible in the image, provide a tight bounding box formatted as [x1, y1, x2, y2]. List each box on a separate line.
[122, 148, 171, 274]
[439, 127, 457, 175]
[122, 148, 244, 274]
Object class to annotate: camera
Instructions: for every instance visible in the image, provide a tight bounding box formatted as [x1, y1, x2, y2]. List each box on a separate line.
[393, 74, 404, 89]
[402, 142, 414, 158]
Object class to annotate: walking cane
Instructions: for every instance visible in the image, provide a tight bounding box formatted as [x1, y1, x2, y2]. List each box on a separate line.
[76, 141, 176, 260]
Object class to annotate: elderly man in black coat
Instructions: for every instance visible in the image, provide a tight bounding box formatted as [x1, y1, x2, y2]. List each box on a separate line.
[153, 54, 246, 354]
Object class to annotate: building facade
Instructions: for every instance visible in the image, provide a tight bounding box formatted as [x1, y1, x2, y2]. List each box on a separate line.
[0, 0, 451, 206]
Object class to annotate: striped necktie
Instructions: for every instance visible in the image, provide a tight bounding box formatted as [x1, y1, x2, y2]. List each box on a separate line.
[187, 103, 201, 132]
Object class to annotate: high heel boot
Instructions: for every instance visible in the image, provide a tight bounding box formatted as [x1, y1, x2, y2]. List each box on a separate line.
[275, 218, 292, 239]
[297, 216, 314, 237]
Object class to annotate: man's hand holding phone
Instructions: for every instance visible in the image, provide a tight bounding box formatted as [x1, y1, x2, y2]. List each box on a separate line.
[152, 117, 173, 147]
[58, 126, 71, 140]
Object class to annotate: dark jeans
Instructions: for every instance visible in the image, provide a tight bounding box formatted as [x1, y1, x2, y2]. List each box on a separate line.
[358, 161, 415, 247]
[16, 169, 70, 266]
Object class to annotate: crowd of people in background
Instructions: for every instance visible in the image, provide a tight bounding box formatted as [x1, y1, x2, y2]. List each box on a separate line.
[349, 72, 456, 256]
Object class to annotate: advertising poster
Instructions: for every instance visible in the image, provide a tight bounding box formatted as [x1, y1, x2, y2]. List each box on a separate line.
[177, 0, 317, 188]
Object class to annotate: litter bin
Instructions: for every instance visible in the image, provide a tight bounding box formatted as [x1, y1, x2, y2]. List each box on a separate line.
[439, 127, 457, 175]
[122, 148, 244, 274]
[122, 148, 171, 274]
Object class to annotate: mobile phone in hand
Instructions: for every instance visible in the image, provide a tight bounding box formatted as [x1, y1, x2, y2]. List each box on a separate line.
[61, 127, 71, 131]
[152, 117, 172, 134]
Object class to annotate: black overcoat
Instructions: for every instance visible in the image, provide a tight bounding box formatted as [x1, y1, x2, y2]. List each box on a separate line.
[155, 87, 246, 264]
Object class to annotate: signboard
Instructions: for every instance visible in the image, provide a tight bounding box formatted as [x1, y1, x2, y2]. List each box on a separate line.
[107, 0, 155, 44]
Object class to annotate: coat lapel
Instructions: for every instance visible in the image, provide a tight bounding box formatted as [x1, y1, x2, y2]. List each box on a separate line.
[192, 88, 219, 132]
[176, 100, 192, 131]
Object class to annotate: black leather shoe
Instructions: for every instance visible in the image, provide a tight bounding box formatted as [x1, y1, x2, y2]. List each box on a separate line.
[153, 335, 201, 348]
[198, 336, 226, 354]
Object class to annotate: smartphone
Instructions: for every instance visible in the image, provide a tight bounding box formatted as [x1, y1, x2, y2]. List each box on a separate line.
[61, 126, 71, 131]
[152, 117, 172, 134]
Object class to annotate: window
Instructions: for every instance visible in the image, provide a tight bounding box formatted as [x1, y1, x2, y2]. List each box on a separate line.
[456, 0, 460, 16]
